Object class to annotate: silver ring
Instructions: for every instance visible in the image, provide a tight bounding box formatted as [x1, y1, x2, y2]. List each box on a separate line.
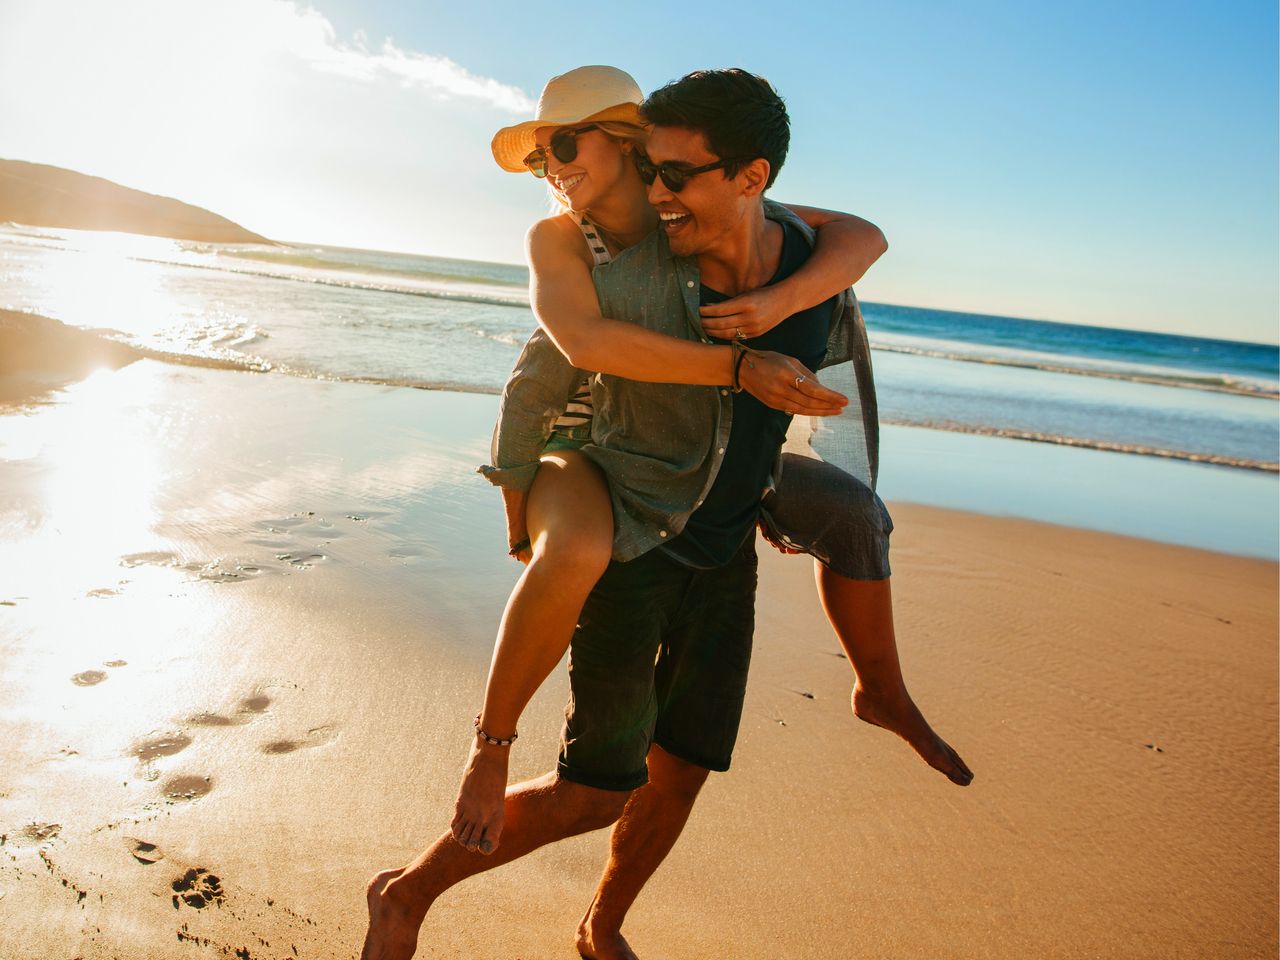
[795, 375, 806, 387]
[734, 327, 745, 340]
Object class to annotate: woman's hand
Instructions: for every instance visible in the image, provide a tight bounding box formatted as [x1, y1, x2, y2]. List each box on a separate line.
[738, 350, 848, 416]
[501, 488, 533, 564]
[698, 286, 792, 341]
[758, 518, 803, 555]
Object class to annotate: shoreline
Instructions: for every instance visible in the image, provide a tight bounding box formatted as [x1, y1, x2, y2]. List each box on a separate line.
[3, 306, 1277, 477]
[0, 358, 1276, 958]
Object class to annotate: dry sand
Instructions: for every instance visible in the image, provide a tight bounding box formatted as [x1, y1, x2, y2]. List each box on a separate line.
[0, 360, 1275, 959]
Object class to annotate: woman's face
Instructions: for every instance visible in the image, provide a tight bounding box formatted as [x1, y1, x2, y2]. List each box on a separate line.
[534, 125, 633, 212]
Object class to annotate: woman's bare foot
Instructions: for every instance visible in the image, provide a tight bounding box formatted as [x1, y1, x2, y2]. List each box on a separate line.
[361, 868, 423, 960]
[450, 738, 511, 854]
[576, 900, 640, 960]
[852, 683, 974, 786]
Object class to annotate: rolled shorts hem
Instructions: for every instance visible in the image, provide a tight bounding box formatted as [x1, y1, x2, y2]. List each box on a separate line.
[556, 759, 648, 793]
[653, 737, 733, 774]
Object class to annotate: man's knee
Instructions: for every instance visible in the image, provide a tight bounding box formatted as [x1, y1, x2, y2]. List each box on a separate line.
[558, 779, 632, 832]
[648, 747, 711, 806]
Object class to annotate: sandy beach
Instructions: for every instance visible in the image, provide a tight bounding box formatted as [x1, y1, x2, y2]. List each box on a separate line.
[0, 359, 1275, 959]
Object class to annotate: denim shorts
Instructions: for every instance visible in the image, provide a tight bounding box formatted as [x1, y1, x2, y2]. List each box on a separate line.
[542, 422, 592, 455]
[760, 453, 893, 580]
[557, 537, 759, 792]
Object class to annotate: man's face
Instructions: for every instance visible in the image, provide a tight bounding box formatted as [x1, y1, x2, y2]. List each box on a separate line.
[644, 125, 751, 259]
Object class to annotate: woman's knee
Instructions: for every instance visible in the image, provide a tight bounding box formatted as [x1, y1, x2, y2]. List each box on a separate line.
[528, 454, 614, 578]
[531, 520, 612, 580]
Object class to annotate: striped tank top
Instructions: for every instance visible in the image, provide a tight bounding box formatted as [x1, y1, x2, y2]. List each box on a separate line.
[549, 215, 613, 440]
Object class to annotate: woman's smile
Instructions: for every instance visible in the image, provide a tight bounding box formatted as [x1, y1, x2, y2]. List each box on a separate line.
[555, 172, 585, 196]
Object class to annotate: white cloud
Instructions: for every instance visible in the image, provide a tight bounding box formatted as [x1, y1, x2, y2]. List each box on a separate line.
[267, 2, 536, 113]
[0, 0, 547, 260]
[0, 0, 534, 116]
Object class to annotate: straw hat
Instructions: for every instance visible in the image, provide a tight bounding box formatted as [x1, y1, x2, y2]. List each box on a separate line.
[491, 65, 644, 173]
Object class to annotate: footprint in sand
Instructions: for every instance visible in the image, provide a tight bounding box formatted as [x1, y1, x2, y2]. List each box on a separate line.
[119, 551, 181, 569]
[72, 670, 108, 686]
[128, 838, 164, 864]
[104, 660, 128, 668]
[186, 690, 273, 727]
[274, 552, 326, 570]
[162, 775, 213, 802]
[171, 867, 224, 908]
[239, 692, 271, 714]
[186, 559, 267, 583]
[22, 823, 61, 844]
[86, 586, 124, 598]
[262, 724, 338, 755]
[131, 732, 193, 763]
[131, 731, 194, 782]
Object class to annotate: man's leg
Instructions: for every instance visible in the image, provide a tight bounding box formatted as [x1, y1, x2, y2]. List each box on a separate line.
[578, 537, 759, 959]
[362, 772, 630, 960]
[576, 745, 710, 960]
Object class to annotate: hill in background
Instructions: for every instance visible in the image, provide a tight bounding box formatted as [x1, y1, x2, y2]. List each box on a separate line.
[0, 159, 270, 244]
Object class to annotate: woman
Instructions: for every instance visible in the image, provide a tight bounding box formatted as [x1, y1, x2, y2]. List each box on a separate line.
[457, 65, 971, 858]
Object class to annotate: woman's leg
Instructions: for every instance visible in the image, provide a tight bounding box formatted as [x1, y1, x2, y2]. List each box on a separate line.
[452, 449, 614, 853]
[812, 566, 973, 786]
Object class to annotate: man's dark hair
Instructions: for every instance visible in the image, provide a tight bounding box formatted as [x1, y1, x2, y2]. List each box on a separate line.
[640, 68, 790, 190]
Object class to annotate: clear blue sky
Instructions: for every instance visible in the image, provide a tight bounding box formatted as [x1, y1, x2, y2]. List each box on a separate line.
[1, 0, 1276, 342]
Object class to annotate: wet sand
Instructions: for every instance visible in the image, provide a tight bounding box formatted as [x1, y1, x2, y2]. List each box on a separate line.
[0, 360, 1275, 958]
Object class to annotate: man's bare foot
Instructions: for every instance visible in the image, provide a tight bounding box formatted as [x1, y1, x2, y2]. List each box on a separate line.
[450, 737, 510, 854]
[361, 868, 425, 960]
[576, 902, 640, 960]
[852, 684, 974, 786]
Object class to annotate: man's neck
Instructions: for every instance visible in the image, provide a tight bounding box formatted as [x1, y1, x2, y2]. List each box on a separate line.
[696, 202, 783, 297]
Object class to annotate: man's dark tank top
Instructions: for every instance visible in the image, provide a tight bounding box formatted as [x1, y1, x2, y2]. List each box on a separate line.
[661, 220, 834, 569]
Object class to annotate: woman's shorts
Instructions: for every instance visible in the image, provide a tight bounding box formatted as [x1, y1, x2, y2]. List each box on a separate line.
[759, 453, 893, 581]
[542, 423, 591, 455]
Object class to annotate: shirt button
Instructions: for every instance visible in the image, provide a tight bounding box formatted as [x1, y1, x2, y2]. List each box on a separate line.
[717, 448, 725, 455]
[686, 280, 695, 288]
[659, 530, 668, 537]
[695, 500, 704, 507]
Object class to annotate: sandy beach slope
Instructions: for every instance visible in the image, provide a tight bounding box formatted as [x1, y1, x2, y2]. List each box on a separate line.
[0, 360, 1275, 959]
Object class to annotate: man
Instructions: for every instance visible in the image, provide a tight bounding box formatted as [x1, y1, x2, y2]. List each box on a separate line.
[361, 69, 876, 960]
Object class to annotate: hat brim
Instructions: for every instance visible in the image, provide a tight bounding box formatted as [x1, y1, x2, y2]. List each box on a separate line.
[491, 102, 644, 174]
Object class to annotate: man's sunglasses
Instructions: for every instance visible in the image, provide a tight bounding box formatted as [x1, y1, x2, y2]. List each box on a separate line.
[522, 124, 598, 179]
[632, 150, 742, 193]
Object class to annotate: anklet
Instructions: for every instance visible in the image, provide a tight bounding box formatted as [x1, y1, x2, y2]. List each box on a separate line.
[474, 715, 518, 747]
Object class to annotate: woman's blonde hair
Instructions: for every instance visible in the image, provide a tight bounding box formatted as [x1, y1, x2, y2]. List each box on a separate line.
[547, 120, 649, 212]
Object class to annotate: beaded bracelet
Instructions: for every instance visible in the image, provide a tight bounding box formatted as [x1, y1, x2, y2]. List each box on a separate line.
[474, 715, 518, 747]
[508, 537, 531, 559]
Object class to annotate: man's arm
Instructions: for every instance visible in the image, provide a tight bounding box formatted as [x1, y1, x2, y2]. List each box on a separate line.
[699, 202, 886, 340]
[527, 217, 846, 415]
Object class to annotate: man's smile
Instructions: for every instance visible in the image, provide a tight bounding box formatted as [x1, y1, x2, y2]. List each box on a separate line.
[658, 209, 691, 234]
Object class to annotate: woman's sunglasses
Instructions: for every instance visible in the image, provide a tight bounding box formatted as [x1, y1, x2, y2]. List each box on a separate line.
[632, 150, 741, 193]
[522, 124, 599, 179]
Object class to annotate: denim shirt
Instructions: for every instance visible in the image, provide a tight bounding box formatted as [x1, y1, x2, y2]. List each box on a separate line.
[480, 200, 880, 562]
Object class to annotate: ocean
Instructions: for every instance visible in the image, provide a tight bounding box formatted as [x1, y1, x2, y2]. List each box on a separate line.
[1, 223, 1277, 475]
